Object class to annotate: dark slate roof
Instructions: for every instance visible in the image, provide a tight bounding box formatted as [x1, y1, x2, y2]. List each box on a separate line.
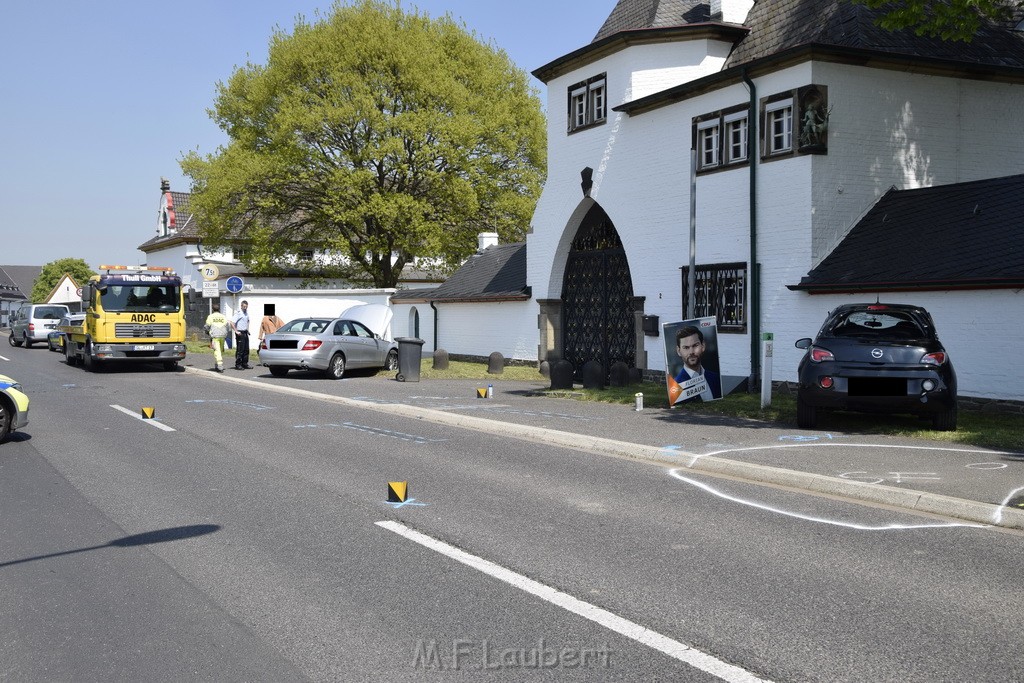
[424, 243, 529, 302]
[0, 265, 42, 302]
[594, 0, 713, 41]
[789, 174, 1024, 293]
[725, 0, 1024, 71]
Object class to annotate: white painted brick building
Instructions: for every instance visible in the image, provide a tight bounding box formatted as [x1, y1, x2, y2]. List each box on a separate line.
[407, 0, 1024, 402]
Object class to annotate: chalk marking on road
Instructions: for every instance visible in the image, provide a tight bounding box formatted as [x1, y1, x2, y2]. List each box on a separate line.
[995, 486, 1024, 524]
[778, 433, 839, 442]
[293, 422, 447, 444]
[376, 520, 770, 683]
[839, 471, 941, 485]
[185, 399, 275, 410]
[966, 462, 1008, 470]
[110, 404, 176, 432]
[684, 442, 1020, 469]
[669, 470, 986, 530]
[385, 497, 428, 508]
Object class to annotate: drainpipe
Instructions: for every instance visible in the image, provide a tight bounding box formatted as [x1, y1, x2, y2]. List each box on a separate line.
[429, 301, 438, 351]
[742, 68, 760, 389]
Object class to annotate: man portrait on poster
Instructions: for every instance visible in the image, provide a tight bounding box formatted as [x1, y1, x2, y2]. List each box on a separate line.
[664, 318, 723, 405]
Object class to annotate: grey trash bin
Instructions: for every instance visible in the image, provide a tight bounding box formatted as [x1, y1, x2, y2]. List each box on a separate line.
[395, 337, 425, 382]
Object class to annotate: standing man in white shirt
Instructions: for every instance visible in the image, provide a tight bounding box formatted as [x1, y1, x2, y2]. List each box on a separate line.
[231, 300, 252, 370]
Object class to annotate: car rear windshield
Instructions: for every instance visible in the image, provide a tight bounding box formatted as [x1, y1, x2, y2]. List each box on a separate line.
[828, 311, 927, 339]
[279, 319, 329, 334]
[34, 306, 68, 319]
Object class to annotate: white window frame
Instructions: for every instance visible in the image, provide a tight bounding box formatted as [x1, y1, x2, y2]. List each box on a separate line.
[697, 119, 720, 169]
[765, 99, 793, 155]
[567, 74, 608, 133]
[724, 111, 748, 163]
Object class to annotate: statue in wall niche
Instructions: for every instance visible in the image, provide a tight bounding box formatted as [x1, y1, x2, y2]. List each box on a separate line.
[799, 101, 831, 149]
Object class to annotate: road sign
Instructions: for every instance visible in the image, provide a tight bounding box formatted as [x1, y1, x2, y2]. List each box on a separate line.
[201, 264, 220, 281]
[226, 276, 244, 293]
[202, 281, 219, 298]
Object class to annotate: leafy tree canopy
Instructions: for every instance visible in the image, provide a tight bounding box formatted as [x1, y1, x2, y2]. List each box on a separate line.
[181, 0, 547, 287]
[31, 258, 95, 303]
[849, 0, 1021, 41]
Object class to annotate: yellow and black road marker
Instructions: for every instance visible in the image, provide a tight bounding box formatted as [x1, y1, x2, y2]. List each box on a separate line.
[388, 481, 408, 503]
[141, 407, 156, 419]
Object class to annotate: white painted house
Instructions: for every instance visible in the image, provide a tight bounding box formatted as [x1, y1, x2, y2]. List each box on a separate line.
[402, 0, 1024, 402]
[139, 180, 441, 339]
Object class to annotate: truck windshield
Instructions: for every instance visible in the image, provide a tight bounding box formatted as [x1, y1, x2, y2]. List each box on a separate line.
[101, 285, 180, 312]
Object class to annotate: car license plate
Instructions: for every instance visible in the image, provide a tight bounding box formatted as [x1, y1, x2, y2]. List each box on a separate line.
[134, 344, 155, 351]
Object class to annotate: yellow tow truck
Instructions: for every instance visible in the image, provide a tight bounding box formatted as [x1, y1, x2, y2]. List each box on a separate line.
[64, 265, 188, 372]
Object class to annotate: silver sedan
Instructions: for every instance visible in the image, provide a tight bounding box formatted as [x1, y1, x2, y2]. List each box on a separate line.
[258, 317, 399, 379]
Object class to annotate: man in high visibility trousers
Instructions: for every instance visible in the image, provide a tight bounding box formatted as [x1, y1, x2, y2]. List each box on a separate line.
[204, 302, 230, 373]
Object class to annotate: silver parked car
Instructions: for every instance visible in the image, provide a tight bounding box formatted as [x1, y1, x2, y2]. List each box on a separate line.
[258, 304, 398, 379]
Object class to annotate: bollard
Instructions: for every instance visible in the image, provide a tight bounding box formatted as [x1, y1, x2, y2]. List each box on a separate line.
[486, 384, 493, 399]
[634, 392, 643, 411]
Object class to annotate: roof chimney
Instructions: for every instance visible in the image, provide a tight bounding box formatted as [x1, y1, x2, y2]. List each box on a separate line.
[477, 232, 499, 253]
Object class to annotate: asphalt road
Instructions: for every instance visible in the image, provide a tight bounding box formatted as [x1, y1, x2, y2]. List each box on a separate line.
[2, 346, 1024, 681]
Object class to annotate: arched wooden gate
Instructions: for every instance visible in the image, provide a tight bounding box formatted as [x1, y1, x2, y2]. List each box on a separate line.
[561, 205, 636, 377]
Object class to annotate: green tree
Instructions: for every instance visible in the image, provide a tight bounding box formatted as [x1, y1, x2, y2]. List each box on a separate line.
[181, 0, 546, 287]
[30, 258, 95, 303]
[849, 0, 1021, 41]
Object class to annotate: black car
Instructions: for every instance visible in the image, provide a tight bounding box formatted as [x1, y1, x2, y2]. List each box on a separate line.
[794, 303, 957, 431]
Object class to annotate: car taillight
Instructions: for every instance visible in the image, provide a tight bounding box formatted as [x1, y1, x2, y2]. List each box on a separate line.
[302, 339, 322, 351]
[921, 351, 946, 366]
[809, 346, 834, 363]
[260, 339, 268, 350]
[27, 323, 35, 331]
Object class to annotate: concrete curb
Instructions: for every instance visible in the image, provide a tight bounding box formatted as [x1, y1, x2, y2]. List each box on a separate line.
[185, 367, 1024, 531]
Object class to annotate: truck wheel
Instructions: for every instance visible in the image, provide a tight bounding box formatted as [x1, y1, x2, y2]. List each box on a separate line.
[83, 341, 96, 372]
[163, 361, 179, 371]
[64, 342, 76, 366]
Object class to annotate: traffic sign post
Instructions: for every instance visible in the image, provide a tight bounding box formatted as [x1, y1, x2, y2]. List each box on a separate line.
[226, 276, 244, 293]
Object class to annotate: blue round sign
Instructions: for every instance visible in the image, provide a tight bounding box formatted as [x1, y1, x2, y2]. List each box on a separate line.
[226, 276, 244, 293]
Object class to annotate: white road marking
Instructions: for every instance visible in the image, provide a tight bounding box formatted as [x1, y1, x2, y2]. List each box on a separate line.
[110, 404, 176, 432]
[669, 470, 987, 530]
[377, 520, 770, 682]
[995, 486, 1024, 525]
[0, 354, 9, 361]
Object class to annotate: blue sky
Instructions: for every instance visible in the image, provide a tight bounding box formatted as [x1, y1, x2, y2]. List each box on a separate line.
[0, 0, 615, 269]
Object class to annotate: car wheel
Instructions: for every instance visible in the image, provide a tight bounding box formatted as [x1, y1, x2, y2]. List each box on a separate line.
[931, 405, 958, 432]
[796, 395, 818, 429]
[23, 333, 32, 349]
[268, 366, 289, 377]
[326, 353, 346, 380]
[8, 333, 20, 347]
[0, 397, 11, 443]
[384, 349, 399, 372]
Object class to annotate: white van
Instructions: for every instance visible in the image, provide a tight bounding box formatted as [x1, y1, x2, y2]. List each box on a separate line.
[9, 304, 70, 348]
